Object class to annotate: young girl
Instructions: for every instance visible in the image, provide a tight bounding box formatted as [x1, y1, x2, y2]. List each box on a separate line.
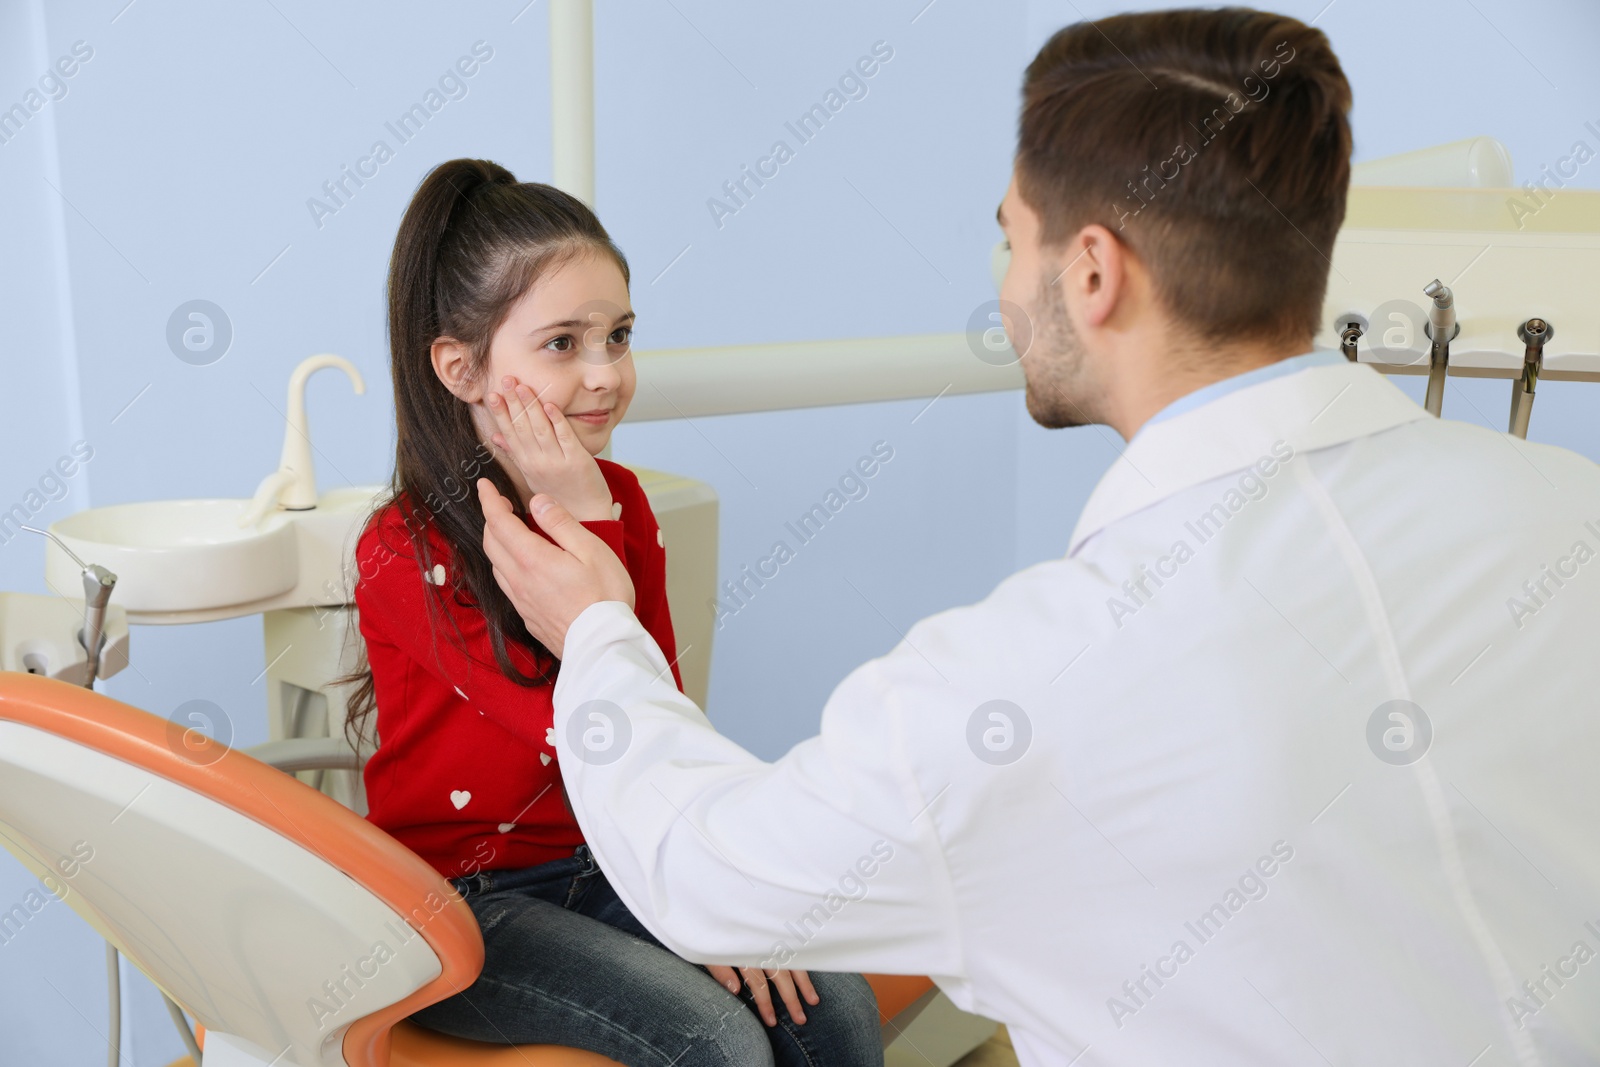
[344, 158, 882, 1066]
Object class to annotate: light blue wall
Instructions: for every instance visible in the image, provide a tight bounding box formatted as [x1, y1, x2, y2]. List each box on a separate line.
[0, 8, 108, 1064]
[3, 0, 1599, 1062]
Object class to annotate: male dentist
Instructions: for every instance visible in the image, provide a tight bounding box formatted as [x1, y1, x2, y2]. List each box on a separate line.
[477, 8, 1600, 1065]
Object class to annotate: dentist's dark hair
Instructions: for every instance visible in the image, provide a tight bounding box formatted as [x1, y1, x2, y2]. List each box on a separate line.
[337, 157, 630, 750]
[1017, 7, 1352, 347]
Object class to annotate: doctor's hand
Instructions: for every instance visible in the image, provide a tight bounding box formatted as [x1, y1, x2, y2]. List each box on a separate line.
[705, 965, 820, 1027]
[477, 478, 635, 656]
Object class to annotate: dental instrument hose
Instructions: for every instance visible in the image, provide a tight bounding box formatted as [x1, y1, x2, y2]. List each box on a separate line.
[165, 991, 204, 1064]
[105, 942, 120, 1067]
[106, 946, 202, 1065]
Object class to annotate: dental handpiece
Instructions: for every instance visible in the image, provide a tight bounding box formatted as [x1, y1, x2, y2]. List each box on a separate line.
[1510, 318, 1552, 439]
[1422, 280, 1456, 418]
[79, 565, 117, 686]
[19, 525, 119, 689]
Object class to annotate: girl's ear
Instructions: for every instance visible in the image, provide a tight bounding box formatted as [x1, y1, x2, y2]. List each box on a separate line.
[430, 338, 481, 401]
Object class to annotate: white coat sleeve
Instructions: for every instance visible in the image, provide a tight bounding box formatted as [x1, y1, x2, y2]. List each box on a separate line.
[551, 600, 965, 980]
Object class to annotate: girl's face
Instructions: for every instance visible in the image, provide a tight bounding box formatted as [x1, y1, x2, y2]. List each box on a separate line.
[437, 250, 636, 457]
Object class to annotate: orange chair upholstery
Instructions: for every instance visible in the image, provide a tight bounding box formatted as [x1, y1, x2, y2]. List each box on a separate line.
[384, 971, 933, 1065]
[3, 673, 938, 1067]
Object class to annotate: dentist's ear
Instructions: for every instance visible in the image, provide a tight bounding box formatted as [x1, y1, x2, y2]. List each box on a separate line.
[1065, 225, 1128, 329]
[431, 337, 482, 401]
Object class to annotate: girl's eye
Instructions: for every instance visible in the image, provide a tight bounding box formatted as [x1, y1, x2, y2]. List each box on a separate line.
[609, 326, 632, 346]
[546, 335, 574, 353]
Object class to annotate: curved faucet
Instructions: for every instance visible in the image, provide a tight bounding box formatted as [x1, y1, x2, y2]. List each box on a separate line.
[241, 469, 298, 528]
[239, 354, 366, 526]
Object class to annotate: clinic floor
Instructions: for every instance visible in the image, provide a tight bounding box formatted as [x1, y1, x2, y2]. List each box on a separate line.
[954, 1024, 1019, 1066]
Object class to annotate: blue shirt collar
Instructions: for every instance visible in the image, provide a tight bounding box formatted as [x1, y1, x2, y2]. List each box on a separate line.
[1142, 349, 1347, 430]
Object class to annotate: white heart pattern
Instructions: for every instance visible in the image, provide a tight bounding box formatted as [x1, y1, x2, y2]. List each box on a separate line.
[497, 823, 516, 833]
[450, 790, 471, 810]
[539, 752, 552, 765]
[546, 727, 556, 746]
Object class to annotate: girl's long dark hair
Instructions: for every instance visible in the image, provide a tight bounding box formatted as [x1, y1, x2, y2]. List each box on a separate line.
[339, 158, 630, 751]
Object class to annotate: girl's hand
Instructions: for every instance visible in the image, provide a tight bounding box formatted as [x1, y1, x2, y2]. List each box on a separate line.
[484, 377, 613, 522]
[706, 965, 820, 1027]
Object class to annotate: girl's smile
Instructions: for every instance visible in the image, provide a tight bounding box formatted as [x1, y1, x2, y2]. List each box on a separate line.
[565, 407, 614, 427]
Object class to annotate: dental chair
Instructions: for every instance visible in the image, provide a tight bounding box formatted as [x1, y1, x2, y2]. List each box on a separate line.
[0, 672, 937, 1067]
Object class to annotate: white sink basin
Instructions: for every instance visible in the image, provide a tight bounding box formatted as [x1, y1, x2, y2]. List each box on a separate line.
[47, 500, 297, 615]
[44, 488, 387, 624]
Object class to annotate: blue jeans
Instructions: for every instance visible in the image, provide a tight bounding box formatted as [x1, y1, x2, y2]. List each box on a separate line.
[409, 844, 884, 1067]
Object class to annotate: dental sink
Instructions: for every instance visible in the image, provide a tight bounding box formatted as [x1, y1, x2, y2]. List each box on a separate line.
[48, 500, 298, 615]
[37, 353, 384, 625]
[43, 487, 387, 625]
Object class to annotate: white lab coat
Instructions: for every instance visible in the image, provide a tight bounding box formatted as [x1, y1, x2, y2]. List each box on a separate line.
[552, 359, 1600, 1066]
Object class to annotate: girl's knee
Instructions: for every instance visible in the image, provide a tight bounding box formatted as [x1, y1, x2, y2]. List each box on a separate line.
[692, 1007, 775, 1067]
[829, 971, 881, 1025]
[801, 972, 884, 1064]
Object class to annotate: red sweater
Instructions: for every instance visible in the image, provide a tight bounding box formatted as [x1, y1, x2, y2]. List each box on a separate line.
[354, 459, 681, 880]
